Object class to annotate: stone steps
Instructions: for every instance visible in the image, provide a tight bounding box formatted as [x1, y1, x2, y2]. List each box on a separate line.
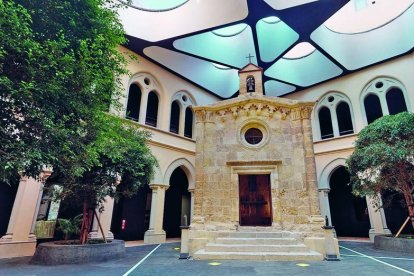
[205, 243, 309, 252]
[193, 231, 324, 261]
[193, 249, 323, 261]
[215, 237, 297, 245]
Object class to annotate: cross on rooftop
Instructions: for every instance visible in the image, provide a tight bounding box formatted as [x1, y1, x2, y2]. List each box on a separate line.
[246, 53, 254, 64]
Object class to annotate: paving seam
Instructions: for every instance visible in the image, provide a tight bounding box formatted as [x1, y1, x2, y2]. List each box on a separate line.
[123, 243, 162, 276]
[340, 245, 414, 275]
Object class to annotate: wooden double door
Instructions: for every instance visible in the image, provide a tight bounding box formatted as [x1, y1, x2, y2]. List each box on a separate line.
[239, 174, 272, 226]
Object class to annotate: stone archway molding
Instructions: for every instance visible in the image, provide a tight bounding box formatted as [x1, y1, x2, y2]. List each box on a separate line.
[163, 158, 195, 191]
[318, 158, 347, 190]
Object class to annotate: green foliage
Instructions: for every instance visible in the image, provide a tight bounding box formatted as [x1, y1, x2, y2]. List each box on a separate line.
[56, 214, 82, 239]
[347, 112, 414, 200]
[1, 0, 128, 181]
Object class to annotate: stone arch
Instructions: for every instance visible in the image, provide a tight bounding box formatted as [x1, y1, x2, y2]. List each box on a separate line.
[318, 158, 347, 190]
[163, 158, 195, 191]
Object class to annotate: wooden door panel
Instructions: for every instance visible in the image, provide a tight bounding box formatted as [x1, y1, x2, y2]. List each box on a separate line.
[239, 175, 272, 226]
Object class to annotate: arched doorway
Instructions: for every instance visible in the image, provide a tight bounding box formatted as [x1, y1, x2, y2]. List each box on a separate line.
[0, 180, 19, 236]
[329, 166, 370, 237]
[111, 185, 151, 241]
[163, 167, 191, 238]
[382, 191, 414, 235]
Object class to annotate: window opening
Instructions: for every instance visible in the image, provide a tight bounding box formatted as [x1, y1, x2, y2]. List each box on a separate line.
[336, 102, 354, 136]
[126, 84, 141, 121]
[319, 107, 334, 139]
[146, 91, 159, 127]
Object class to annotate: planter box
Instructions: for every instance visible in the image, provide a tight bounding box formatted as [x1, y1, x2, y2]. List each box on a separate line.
[31, 239, 125, 265]
[34, 221, 56, 239]
[374, 235, 414, 252]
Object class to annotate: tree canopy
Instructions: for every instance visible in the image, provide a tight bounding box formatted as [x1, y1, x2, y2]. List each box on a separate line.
[1, 0, 128, 181]
[347, 112, 414, 230]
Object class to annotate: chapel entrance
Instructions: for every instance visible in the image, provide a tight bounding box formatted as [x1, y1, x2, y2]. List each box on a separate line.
[239, 174, 272, 226]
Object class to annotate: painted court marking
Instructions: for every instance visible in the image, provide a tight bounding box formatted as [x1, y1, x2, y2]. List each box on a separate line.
[341, 254, 414, 261]
[340, 245, 414, 275]
[123, 244, 162, 276]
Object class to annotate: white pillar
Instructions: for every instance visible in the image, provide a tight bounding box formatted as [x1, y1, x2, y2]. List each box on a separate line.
[189, 189, 195, 224]
[330, 108, 340, 137]
[179, 105, 186, 136]
[0, 169, 52, 258]
[144, 184, 168, 244]
[319, 189, 333, 226]
[89, 196, 115, 240]
[366, 195, 391, 241]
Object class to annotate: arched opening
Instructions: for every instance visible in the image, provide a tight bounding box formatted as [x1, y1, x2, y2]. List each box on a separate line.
[146, 91, 159, 127]
[318, 107, 334, 139]
[328, 166, 370, 237]
[336, 102, 354, 136]
[110, 184, 151, 241]
[163, 167, 191, 238]
[382, 191, 414, 235]
[169, 100, 180, 134]
[364, 94, 383, 124]
[0, 179, 19, 236]
[184, 107, 193, 138]
[386, 88, 407, 115]
[126, 84, 141, 121]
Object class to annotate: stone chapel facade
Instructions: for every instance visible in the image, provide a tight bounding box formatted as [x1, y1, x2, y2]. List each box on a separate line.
[188, 64, 331, 259]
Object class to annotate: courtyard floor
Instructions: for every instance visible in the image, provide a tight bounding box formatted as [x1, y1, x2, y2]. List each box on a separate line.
[0, 241, 413, 275]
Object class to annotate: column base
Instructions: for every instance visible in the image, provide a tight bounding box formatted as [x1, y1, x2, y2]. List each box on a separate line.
[0, 241, 36, 258]
[88, 231, 114, 240]
[144, 230, 166, 244]
[369, 228, 392, 241]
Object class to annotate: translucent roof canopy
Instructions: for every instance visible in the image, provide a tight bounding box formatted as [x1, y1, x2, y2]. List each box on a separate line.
[123, 0, 414, 99]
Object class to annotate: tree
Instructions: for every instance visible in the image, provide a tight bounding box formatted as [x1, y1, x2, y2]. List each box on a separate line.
[1, 0, 158, 244]
[1, 0, 127, 181]
[47, 113, 157, 244]
[347, 112, 414, 231]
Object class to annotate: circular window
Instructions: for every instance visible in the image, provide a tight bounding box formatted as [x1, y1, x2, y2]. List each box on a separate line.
[182, 95, 188, 102]
[144, 78, 150, 85]
[328, 96, 335, 102]
[244, 128, 263, 145]
[375, 81, 383, 89]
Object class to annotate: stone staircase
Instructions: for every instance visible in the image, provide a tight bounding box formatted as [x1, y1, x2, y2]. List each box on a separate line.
[193, 231, 323, 261]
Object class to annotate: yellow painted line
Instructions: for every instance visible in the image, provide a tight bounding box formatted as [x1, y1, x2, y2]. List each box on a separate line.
[296, 263, 310, 267]
[340, 245, 414, 275]
[208, 262, 222, 266]
[173, 247, 180, 250]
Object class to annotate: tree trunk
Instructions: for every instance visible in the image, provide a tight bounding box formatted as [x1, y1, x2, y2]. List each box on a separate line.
[79, 198, 92, 245]
[402, 189, 414, 230]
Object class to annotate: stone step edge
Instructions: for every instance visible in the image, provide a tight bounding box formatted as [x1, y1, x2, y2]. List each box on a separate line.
[206, 243, 307, 248]
[194, 249, 323, 257]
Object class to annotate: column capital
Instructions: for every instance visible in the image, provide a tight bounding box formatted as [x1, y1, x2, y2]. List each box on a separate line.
[149, 183, 169, 190]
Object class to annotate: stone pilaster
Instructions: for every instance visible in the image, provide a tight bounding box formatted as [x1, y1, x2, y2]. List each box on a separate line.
[366, 195, 391, 241]
[144, 183, 168, 244]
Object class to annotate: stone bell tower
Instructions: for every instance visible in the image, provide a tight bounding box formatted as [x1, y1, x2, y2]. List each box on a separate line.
[238, 63, 264, 96]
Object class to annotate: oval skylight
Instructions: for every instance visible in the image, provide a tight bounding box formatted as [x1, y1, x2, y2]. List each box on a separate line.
[212, 24, 248, 37]
[283, 42, 315, 60]
[128, 0, 189, 11]
[324, 0, 414, 34]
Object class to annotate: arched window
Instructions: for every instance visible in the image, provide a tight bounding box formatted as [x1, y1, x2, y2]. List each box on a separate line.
[126, 84, 141, 121]
[386, 88, 407, 115]
[364, 94, 383, 124]
[336, 102, 354, 136]
[169, 100, 180, 134]
[146, 91, 159, 127]
[184, 107, 194, 138]
[319, 107, 334, 140]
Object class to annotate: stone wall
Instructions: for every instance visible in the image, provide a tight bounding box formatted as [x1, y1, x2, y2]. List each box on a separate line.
[191, 94, 324, 237]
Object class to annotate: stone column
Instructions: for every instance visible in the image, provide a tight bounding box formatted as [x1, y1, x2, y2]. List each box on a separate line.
[139, 91, 149, 125]
[179, 105, 186, 136]
[144, 184, 168, 244]
[366, 195, 391, 241]
[319, 189, 333, 226]
[0, 169, 52, 258]
[89, 196, 115, 240]
[189, 189, 195, 224]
